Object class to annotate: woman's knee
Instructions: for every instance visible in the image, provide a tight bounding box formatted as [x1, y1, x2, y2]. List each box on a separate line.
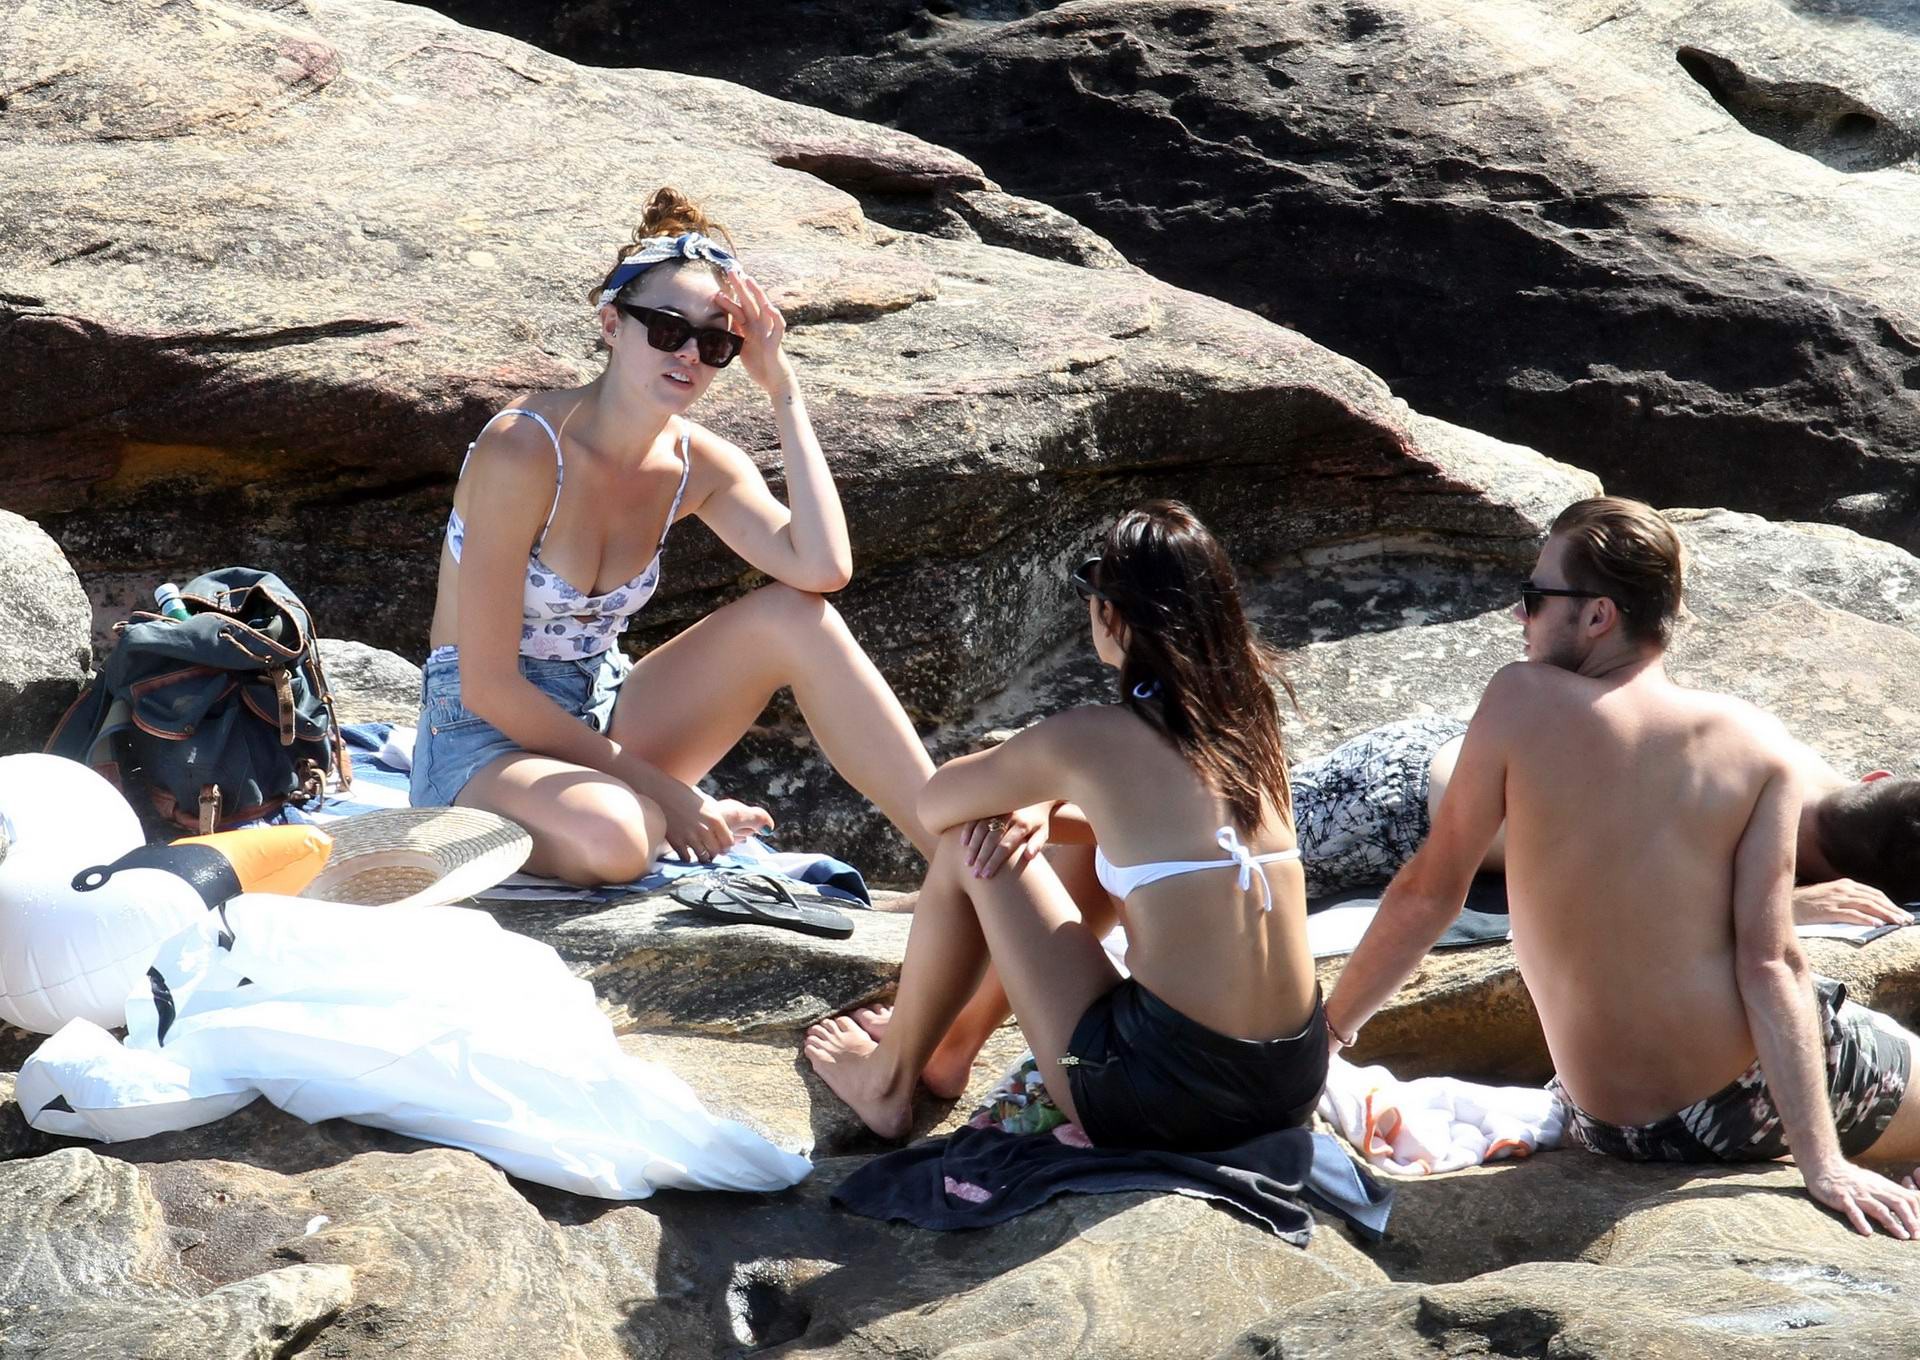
[537, 796, 658, 886]
[926, 824, 974, 880]
[740, 582, 842, 638]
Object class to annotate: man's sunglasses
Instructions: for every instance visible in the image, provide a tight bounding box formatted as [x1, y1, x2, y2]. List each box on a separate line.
[1071, 556, 1109, 603]
[616, 303, 744, 369]
[1518, 581, 1611, 618]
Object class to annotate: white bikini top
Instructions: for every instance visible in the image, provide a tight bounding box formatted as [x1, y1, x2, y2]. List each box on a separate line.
[1094, 826, 1301, 913]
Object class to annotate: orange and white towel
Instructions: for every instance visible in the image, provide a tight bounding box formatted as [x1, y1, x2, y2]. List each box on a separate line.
[1319, 1055, 1566, 1175]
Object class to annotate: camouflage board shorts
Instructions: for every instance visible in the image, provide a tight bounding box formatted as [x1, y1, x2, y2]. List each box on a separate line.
[1550, 978, 1913, 1162]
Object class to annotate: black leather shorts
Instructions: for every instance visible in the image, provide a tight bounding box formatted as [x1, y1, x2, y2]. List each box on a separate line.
[1061, 979, 1329, 1151]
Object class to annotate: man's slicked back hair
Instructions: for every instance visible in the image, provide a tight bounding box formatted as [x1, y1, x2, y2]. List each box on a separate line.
[1550, 497, 1686, 648]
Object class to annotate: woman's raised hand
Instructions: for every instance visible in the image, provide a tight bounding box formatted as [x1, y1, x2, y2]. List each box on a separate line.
[715, 271, 793, 396]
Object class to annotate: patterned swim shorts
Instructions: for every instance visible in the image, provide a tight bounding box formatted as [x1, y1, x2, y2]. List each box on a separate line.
[1551, 978, 1913, 1162]
[1292, 716, 1470, 899]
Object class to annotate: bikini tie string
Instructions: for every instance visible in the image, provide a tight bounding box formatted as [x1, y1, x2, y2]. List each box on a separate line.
[1215, 826, 1274, 913]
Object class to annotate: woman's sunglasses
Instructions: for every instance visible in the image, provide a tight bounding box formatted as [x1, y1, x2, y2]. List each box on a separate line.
[1071, 556, 1109, 603]
[1518, 581, 1611, 618]
[616, 303, 744, 369]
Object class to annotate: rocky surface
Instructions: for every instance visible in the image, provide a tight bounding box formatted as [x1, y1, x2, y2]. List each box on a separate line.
[2, 0, 1582, 691]
[458, 0, 1920, 550]
[0, 510, 93, 757]
[1224, 1154, 1920, 1357]
[314, 639, 421, 727]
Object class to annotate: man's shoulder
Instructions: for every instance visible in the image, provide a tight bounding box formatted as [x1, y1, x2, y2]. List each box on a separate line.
[1478, 661, 1583, 712]
[1680, 688, 1794, 751]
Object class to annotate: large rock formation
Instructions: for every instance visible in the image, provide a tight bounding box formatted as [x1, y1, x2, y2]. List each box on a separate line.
[445, 0, 1920, 551]
[1, 0, 1581, 686]
[0, 510, 93, 756]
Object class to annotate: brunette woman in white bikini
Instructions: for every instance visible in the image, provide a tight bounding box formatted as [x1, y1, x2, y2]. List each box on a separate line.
[412, 188, 934, 882]
[806, 502, 1327, 1146]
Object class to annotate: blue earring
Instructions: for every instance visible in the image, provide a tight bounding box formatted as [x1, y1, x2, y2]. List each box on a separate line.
[1131, 680, 1161, 701]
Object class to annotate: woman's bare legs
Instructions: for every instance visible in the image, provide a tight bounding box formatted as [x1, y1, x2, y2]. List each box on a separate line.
[611, 583, 936, 856]
[458, 757, 664, 884]
[805, 826, 1120, 1138]
[853, 844, 1118, 1098]
[456, 584, 931, 885]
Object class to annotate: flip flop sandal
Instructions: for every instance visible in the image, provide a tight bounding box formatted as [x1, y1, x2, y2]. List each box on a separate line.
[669, 870, 856, 940]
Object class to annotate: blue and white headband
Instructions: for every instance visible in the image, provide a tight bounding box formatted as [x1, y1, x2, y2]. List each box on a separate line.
[595, 231, 739, 308]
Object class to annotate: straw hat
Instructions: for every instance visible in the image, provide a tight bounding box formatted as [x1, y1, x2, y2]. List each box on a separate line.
[299, 807, 533, 909]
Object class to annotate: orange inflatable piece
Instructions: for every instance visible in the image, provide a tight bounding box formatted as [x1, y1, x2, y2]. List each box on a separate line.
[176, 826, 334, 896]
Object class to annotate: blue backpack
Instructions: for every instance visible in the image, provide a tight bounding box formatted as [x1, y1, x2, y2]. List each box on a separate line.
[48, 568, 351, 834]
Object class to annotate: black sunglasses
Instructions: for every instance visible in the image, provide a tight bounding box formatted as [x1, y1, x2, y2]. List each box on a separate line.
[616, 303, 744, 369]
[1071, 556, 1110, 603]
[1519, 581, 1612, 618]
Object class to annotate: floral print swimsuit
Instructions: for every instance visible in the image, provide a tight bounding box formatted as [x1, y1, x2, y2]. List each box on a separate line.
[441, 406, 690, 661]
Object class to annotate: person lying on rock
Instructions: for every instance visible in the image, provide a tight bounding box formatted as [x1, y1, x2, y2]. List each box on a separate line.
[1326, 496, 1920, 1237]
[1294, 713, 1917, 928]
[410, 187, 935, 883]
[806, 501, 1329, 1145]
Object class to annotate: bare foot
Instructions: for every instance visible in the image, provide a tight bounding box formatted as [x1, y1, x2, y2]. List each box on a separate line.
[850, 1006, 971, 1100]
[850, 1005, 891, 1042]
[803, 1016, 914, 1139]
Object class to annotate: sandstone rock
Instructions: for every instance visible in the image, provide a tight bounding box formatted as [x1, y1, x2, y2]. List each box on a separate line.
[615, 1155, 1383, 1358]
[476, 891, 913, 1035]
[495, 0, 1920, 552]
[315, 638, 422, 727]
[0, 509, 93, 756]
[0, 0, 1580, 694]
[0, 1148, 351, 1360]
[1229, 1155, 1920, 1357]
[0, 1132, 1376, 1360]
[3, 0, 1597, 878]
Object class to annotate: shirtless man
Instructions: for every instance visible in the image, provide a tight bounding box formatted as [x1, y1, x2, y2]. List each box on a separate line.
[1299, 716, 1918, 927]
[1325, 496, 1920, 1236]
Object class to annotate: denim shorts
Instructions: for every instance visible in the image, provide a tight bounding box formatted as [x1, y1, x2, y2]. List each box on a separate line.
[409, 644, 632, 807]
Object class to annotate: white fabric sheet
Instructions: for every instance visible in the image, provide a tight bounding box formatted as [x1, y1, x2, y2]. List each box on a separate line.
[1318, 1054, 1566, 1175]
[16, 893, 811, 1199]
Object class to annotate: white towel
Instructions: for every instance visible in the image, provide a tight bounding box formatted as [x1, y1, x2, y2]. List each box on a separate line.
[1318, 1054, 1566, 1175]
[15, 893, 811, 1199]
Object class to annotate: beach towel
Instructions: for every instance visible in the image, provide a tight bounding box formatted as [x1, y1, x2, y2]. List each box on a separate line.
[301, 723, 870, 906]
[15, 892, 812, 1198]
[831, 1122, 1390, 1243]
[1317, 1054, 1566, 1175]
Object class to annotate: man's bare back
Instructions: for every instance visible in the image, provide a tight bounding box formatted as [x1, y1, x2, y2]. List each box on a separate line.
[1493, 663, 1782, 1123]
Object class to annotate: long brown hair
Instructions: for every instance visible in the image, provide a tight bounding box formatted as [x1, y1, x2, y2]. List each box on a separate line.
[1095, 501, 1296, 830]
